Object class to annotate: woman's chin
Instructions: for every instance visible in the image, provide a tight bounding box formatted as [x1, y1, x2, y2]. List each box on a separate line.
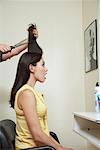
[38, 78, 46, 83]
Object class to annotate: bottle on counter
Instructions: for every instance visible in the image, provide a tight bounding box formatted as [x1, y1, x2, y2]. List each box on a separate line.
[95, 82, 100, 113]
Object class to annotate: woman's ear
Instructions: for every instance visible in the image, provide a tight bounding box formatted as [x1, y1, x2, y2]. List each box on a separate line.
[29, 64, 35, 73]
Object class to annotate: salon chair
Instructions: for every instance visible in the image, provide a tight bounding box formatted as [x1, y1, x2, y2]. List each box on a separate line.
[0, 119, 15, 150]
[0, 119, 59, 150]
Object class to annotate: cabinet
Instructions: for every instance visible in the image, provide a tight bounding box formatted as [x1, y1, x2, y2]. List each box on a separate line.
[73, 112, 100, 149]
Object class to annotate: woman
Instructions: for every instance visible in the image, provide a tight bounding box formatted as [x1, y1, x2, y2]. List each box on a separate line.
[10, 24, 73, 150]
[0, 25, 38, 62]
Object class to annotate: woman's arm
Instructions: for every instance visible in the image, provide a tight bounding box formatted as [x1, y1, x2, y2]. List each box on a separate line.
[18, 90, 73, 150]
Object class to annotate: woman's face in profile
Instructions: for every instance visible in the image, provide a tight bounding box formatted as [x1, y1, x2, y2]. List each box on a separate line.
[34, 58, 48, 83]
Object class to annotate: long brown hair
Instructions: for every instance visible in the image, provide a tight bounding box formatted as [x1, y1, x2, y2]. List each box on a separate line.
[10, 24, 43, 108]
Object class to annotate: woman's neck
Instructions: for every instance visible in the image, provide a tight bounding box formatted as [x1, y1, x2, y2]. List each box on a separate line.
[27, 74, 36, 88]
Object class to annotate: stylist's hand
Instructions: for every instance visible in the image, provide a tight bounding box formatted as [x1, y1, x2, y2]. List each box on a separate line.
[0, 44, 10, 52]
[32, 28, 38, 38]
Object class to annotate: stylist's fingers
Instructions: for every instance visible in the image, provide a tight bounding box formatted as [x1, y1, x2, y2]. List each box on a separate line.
[0, 47, 8, 52]
[33, 29, 38, 38]
[0, 44, 10, 52]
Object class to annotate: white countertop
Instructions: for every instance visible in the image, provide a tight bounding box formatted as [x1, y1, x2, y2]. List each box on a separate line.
[74, 112, 100, 123]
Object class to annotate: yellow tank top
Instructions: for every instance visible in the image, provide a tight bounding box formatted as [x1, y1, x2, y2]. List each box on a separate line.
[14, 84, 49, 149]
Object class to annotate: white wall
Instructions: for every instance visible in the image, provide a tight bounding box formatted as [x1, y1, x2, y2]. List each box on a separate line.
[0, 2, 3, 41]
[82, 0, 99, 150]
[82, 0, 99, 112]
[0, 0, 86, 149]
[98, 0, 100, 81]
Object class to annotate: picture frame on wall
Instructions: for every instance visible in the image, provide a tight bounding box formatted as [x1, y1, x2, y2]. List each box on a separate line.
[84, 19, 98, 73]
